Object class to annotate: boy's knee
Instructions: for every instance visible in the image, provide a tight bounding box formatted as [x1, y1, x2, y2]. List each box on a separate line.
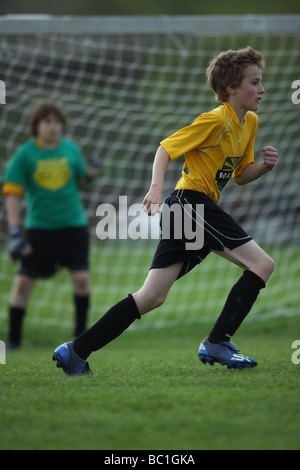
[15, 276, 33, 294]
[72, 271, 90, 295]
[153, 293, 167, 309]
[255, 254, 275, 284]
[135, 290, 167, 315]
[11, 275, 35, 307]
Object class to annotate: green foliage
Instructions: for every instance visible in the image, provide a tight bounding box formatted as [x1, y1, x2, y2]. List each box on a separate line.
[1, 0, 300, 15]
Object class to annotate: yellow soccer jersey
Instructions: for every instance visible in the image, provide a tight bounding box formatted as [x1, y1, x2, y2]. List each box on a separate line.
[160, 101, 259, 204]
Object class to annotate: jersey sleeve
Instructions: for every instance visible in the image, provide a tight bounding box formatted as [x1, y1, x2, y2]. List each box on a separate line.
[73, 142, 86, 180]
[232, 114, 259, 178]
[2, 146, 29, 196]
[160, 112, 225, 161]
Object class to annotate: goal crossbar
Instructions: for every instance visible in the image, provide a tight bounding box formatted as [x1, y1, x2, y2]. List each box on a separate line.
[0, 14, 300, 35]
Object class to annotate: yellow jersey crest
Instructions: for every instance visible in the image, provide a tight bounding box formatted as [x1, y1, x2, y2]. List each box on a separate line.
[33, 157, 71, 191]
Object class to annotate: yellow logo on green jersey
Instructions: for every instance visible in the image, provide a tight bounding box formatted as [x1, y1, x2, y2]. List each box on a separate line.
[33, 157, 71, 191]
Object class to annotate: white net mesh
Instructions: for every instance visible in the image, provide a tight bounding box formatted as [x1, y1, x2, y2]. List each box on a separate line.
[0, 15, 299, 332]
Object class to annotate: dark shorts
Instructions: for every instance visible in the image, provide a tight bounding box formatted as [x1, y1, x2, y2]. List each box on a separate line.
[150, 190, 252, 279]
[19, 226, 89, 279]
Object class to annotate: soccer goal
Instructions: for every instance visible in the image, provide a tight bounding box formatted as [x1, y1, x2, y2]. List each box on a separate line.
[0, 14, 299, 331]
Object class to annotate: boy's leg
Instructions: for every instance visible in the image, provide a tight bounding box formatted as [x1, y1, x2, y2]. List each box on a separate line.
[208, 240, 274, 343]
[133, 261, 184, 314]
[70, 270, 90, 338]
[213, 239, 274, 284]
[72, 262, 184, 360]
[8, 275, 35, 347]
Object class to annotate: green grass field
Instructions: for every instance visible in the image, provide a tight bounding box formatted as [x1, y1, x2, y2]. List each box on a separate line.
[1, 315, 300, 450]
[0, 242, 299, 450]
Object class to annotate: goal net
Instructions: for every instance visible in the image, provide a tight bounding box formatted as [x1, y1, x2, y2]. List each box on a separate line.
[0, 15, 299, 333]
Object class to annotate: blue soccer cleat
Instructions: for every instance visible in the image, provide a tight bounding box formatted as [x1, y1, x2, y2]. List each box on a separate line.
[198, 337, 257, 369]
[52, 341, 92, 376]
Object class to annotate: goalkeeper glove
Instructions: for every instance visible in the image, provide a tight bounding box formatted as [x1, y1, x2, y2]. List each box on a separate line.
[8, 226, 33, 262]
[78, 157, 103, 190]
[87, 157, 103, 178]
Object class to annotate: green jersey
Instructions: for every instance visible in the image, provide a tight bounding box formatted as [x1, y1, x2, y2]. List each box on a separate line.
[2, 138, 87, 229]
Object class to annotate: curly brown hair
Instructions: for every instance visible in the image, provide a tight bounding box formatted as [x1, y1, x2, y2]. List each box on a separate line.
[206, 46, 265, 103]
[29, 102, 66, 136]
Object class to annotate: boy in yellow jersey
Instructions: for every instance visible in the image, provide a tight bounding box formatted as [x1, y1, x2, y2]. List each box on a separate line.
[53, 47, 278, 375]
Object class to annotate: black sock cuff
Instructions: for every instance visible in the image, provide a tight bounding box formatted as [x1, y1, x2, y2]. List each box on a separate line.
[73, 294, 141, 359]
[74, 293, 90, 300]
[243, 270, 266, 290]
[128, 294, 141, 320]
[74, 294, 90, 309]
[9, 306, 26, 345]
[10, 306, 26, 316]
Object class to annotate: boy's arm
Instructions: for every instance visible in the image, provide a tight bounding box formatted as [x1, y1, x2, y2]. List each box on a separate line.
[142, 145, 170, 216]
[234, 146, 278, 185]
[5, 194, 32, 261]
[6, 194, 22, 228]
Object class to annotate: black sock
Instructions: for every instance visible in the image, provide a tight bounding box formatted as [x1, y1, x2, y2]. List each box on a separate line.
[208, 270, 265, 343]
[8, 306, 25, 346]
[74, 294, 90, 338]
[73, 294, 141, 360]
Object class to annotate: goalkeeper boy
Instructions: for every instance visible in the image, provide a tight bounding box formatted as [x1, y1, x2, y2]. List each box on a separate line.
[53, 47, 278, 375]
[2, 102, 102, 349]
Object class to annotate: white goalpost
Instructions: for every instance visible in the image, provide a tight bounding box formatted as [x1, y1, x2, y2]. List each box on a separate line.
[0, 15, 299, 332]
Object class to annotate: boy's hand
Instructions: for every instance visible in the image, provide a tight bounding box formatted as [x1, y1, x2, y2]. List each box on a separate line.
[262, 146, 278, 170]
[142, 185, 163, 216]
[78, 157, 103, 190]
[87, 157, 103, 178]
[8, 227, 33, 262]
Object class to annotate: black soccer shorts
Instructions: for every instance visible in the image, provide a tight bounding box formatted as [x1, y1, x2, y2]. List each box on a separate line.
[150, 189, 252, 279]
[19, 225, 89, 279]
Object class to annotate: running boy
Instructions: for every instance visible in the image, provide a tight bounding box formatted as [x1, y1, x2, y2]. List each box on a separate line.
[53, 47, 278, 375]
